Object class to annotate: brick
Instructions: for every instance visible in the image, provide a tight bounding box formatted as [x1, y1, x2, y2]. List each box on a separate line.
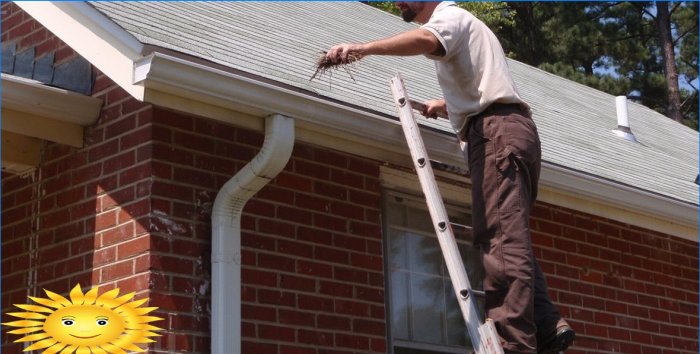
[280, 346, 316, 354]
[242, 304, 276, 322]
[294, 160, 330, 180]
[92, 247, 117, 267]
[173, 167, 216, 188]
[151, 255, 194, 275]
[298, 329, 334, 346]
[350, 253, 382, 271]
[258, 289, 296, 307]
[348, 221, 382, 239]
[276, 173, 313, 192]
[117, 235, 150, 260]
[296, 194, 331, 213]
[116, 273, 150, 294]
[278, 309, 315, 327]
[259, 219, 295, 237]
[334, 299, 370, 317]
[277, 206, 313, 225]
[333, 235, 365, 252]
[298, 294, 333, 312]
[352, 319, 385, 335]
[348, 190, 380, 209]
[314, 214, 347, 232]
[314, 181, 347, 200]
[335, 333, 370, 350]
[314, 246, 349, 264]
[297, 260, 333, 278]
[329, 201, 364, 220]
[279, 274, 315, 292]
[54, 45, 77, 64]
[242, 268, 277, 287]
[355, 286, 384, 303]
[278, 239, 313, 258]
[330, 169, 364, 189]
[319, 280, 353, 298]
[293, 227, 331, 246]
[100, 260, 133, 281]
[257, 186, 295, 205]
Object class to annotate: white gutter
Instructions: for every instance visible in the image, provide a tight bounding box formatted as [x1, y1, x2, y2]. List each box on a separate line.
[210, 114, 294, 354]
[540, 162, 697, 229]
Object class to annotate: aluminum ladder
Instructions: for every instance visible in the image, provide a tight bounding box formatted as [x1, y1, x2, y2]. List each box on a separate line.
[389, 73, 503, 354]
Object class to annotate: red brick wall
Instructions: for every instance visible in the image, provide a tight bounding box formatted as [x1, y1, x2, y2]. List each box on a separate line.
[530, 205, 699, 353]
[144, 108, 386, 353]
[2, 4, 698, 354]
[2, 3, 155, 352]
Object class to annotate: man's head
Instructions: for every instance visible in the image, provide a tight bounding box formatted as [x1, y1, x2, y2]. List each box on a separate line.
[395, 2, 438, 24]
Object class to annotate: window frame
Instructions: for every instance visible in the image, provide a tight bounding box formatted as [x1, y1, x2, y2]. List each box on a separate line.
[382, 189, 482, 354]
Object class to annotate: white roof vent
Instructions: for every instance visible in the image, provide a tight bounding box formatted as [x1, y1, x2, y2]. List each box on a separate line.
[612, 96, 638, 143]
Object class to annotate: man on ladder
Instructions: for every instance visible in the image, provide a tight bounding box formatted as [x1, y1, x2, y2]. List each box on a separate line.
[324, 2, 575, 353]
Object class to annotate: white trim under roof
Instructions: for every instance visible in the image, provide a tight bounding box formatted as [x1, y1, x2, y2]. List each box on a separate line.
[1, 74, 102, 174]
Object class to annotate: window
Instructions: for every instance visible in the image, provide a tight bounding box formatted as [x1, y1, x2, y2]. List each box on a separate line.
[384, 191, 483, 354]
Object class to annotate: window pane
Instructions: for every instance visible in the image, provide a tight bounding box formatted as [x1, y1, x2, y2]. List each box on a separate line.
[389, 229, 408, 270]
[444, 279, 468, 347]
[408, 232, 442, 275]
[410, 273, 445, 344]
[406, 207, 434, 232]
[391, 271, 410, 340]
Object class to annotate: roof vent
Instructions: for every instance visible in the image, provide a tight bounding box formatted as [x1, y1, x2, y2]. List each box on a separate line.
[612, 96, 637, 143]
[695, 174, 699, 185]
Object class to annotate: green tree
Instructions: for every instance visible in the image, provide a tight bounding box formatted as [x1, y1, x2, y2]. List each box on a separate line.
[364, 1, 698, 128]
[496, 1, 697, 128]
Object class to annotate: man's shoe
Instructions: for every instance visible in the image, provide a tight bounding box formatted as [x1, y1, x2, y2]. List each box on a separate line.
[538, 320, 575, 354]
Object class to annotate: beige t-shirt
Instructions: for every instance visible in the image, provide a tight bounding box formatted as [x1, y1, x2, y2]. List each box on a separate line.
[421, 1, 530, 136]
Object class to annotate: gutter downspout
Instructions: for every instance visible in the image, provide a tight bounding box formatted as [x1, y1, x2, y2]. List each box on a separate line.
[211, 114, 294, 354]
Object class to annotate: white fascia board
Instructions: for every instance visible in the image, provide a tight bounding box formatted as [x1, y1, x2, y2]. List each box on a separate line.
[16, 1, 145, 99]
[134, 53, 461, 165]
[2, 74, 102, 126]
[541, 162, 697, 223]
[136, 52, 697, 240]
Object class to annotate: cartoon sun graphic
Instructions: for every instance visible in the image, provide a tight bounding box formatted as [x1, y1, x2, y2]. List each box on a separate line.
[4, 284, 163, 353]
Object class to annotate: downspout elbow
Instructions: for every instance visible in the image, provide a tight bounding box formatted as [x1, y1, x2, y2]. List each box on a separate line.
[211, 114, 294, 354]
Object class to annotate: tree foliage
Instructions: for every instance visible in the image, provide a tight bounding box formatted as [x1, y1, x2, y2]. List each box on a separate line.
[366, 1, 698, 129]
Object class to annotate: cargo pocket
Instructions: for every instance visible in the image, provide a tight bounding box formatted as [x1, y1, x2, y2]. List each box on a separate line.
[495, 142, 521, 214]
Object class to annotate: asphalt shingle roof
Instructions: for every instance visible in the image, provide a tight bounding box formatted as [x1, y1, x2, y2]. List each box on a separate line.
[90, 1, 698, 206]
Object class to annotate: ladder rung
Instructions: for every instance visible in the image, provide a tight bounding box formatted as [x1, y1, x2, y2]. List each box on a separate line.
[430, 159, 468, 175]
[450, 222, 472, 231]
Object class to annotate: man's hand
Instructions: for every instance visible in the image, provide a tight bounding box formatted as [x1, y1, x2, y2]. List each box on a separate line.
[325, 43, 366, 64]
[411, 99, 448, 119]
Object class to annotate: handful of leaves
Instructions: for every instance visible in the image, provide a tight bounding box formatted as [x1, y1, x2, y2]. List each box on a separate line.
[310, 51, 361, 82]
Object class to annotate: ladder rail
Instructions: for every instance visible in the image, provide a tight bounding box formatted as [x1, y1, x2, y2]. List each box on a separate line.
[389, 73, 503, 354]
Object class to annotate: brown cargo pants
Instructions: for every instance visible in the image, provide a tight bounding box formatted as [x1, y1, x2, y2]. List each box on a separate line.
[466, 104, 561, 353]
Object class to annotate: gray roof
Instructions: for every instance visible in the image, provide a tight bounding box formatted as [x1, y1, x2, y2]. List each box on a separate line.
[90, 1, 698, 206]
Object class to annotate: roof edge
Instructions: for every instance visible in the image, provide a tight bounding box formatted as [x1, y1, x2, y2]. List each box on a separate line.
[134, 52, 698, 240]
[2, 74, 102, 126]
[17, 1, 145, 99]
[540, 162, 697, 241]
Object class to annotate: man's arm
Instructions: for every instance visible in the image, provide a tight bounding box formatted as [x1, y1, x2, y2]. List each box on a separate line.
[325, 29, 444, 63]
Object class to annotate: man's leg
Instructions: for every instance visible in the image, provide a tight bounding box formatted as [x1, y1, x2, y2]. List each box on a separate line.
[468, 112, 539, 353]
